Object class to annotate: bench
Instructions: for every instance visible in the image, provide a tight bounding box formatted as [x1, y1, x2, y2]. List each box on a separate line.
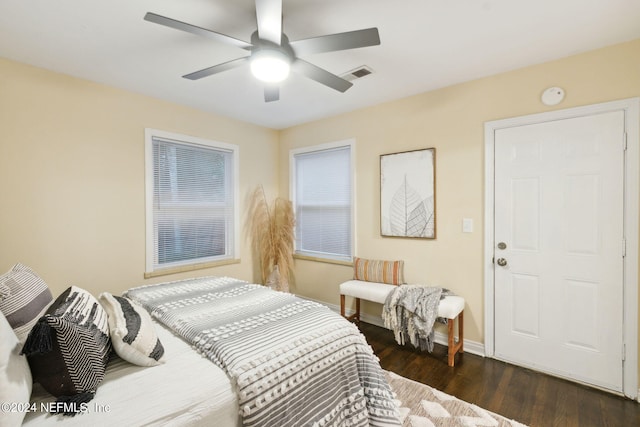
[339, 279, 464, 367]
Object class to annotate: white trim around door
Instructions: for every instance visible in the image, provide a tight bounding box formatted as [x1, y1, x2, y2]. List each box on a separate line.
[484, 98, 639, 399]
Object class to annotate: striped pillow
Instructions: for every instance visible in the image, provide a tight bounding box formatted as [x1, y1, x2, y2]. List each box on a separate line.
[99, 293, 165, 367]
[0, 263, 53, 344]
[353, 257, 405, 285]
[22, 286, 112, 414]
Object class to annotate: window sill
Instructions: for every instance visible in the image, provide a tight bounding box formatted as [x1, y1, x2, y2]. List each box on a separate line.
[144, 258, 241, 279]
[293, 254, 353, 267]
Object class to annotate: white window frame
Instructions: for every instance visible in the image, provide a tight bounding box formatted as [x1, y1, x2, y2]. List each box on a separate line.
[144, 128, 240, 275]
[289, 139, 356, 263]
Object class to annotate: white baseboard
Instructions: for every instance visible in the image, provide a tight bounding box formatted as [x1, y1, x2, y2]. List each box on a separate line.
[298, 295, 485, 357]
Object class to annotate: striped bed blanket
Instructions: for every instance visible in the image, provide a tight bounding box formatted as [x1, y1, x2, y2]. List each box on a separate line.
[125, 276, 400, 427]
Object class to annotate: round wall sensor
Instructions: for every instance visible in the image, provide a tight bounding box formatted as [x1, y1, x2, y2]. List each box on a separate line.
[541, 87, 565, 106]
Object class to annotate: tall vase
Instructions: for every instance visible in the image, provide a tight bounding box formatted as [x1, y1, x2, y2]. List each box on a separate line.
[266, 265, 281, 291]
[266, 265, 289, 293]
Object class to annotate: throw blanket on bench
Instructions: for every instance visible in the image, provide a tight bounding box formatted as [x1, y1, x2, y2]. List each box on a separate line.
[126, 277, 400, 427]
[382, 285, 450, 352]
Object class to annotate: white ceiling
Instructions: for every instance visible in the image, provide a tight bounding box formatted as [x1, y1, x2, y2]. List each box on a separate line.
[1, 0, 639, 129]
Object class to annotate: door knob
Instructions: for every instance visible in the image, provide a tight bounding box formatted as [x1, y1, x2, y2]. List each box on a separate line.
[496, 258, 508, 267]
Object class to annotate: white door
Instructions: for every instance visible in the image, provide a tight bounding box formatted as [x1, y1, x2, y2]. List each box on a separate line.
[493, 111, 625, 392]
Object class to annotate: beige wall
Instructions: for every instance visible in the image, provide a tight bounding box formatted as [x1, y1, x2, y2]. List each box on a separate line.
[1, 38, 639, 369]
[279, 39, 640, 347]
[0, 58, 279, 297]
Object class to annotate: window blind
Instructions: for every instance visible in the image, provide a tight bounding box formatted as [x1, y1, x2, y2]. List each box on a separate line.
[151, 137, 234, 269]
[293, 145, 352, 261]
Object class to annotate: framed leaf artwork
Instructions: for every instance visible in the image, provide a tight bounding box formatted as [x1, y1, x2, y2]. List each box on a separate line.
[380, 148, 436, 238]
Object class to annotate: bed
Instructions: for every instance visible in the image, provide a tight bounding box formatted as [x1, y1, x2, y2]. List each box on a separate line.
[23, 320, 239, 426]
[1, 270, 400, 427]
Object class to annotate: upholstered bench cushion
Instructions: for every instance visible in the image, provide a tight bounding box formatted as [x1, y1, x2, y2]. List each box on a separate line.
[437, 295, 465, 319]
[340, 280, 394, 304]
[340, 280, 464, 319]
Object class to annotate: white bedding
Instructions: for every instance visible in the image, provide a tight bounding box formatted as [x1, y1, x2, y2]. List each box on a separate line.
[22, 321, 239, 427]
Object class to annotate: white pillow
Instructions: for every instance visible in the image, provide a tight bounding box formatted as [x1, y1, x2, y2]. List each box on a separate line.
[0, 311, 32, 427]
[99, 293, 165, 366]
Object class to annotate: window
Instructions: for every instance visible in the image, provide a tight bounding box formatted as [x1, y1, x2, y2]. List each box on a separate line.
[291, 140, 354, 262]
[145, 129, 239, 274]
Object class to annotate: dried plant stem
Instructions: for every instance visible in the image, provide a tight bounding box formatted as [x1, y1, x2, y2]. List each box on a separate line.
[249, 186, 295, 291]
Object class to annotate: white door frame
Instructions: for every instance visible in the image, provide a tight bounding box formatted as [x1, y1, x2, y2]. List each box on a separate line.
[484, 98, 639, 399]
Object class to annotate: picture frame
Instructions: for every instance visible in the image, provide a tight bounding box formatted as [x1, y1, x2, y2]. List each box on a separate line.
[380, 148, 436, 238]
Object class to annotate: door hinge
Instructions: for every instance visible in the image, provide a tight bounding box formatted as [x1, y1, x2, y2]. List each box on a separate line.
[623, 132, 628, 151]
[622, 343, 626, 361]
[622, 237, 627, 258]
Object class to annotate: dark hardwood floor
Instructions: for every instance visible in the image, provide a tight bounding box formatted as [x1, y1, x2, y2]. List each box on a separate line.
[358, 322, 640, 427]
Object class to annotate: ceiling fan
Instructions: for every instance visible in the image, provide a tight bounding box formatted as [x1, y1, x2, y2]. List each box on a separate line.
[144, 0, 380, 102]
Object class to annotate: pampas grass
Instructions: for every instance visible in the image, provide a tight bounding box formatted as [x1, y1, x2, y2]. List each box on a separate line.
[249, 186, 295, 292]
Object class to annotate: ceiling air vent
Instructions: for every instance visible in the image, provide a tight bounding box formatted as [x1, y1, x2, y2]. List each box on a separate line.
[341, 65, 373, 82]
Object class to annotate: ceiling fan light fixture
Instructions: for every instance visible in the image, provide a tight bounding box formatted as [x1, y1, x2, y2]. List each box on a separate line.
[250, 48, 291, 83]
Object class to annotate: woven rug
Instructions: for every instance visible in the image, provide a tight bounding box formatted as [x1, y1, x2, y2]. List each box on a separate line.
[385, 370, 528, 427]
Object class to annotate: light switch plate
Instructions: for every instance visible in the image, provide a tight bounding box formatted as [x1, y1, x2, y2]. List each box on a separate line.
[462, 218, 473, 233]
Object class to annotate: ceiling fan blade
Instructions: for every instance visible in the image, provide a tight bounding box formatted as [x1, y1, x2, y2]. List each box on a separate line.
[264, 85, 279, 102]
[144, 12, 252, 49]
[255, 0, 282, 45]
[290, 28, 380, 56]
[182, 57, 249, 80]
[292, 59, 353, 93]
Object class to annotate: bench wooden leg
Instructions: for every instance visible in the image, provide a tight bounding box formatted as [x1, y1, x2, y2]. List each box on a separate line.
[340, 294, 360, 324]
[459, 310, 464, 354]
[447, 310, 464, 367]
